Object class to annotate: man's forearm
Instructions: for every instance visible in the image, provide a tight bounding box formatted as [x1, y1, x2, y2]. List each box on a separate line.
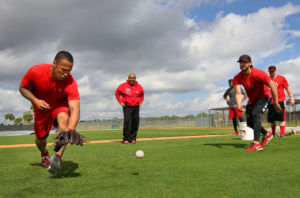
[234, 85, 242, 107]
[19, 86, 37, 103]
[235, 92, 242, 107]
[67, 109, 80, 130]
[269, 83, 279, 104]
[286, 87, 294, 100]
[67, 100, 80, 130]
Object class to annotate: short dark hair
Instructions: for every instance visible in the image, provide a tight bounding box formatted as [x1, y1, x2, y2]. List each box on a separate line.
[228, 79, 233, 83]
[54, 51, 73, 63]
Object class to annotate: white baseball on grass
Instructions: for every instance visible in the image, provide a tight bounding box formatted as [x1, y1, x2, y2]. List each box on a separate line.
[136, 150, 144, 158]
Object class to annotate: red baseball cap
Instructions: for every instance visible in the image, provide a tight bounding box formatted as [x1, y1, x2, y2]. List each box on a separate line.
[268, 66, 276, 71]
[237, 55, 251, 62]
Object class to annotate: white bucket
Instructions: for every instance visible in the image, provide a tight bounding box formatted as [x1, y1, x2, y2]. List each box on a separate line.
[239, 122, 254, 141]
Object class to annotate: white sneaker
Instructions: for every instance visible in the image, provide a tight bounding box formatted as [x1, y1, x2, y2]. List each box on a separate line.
[47, 154, 62, 175]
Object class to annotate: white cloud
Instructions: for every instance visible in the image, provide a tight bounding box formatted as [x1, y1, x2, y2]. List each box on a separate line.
[0, 88, 31, 123]
[276, 56, 300, 97]
[0, 1, 299, 120]
[185, 3, 300, 60]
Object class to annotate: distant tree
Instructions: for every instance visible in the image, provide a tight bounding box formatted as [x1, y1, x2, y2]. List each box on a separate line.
[14, 117, 23, 125]
[4, 113, 15, 125]
[197, 112, 209, 117]
[23, 111, 33, 123]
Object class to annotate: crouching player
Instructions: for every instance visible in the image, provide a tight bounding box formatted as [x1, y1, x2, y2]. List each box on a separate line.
[19, 51, 82, 174]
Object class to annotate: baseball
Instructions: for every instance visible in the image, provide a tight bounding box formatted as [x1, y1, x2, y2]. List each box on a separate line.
[136, 150, 144, 158]
[291, 129, 297, 135]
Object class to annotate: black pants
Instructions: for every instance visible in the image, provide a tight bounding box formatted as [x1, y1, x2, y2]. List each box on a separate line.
[123, 105, 140, 141]
[246, 98, 270, 142]
[232, 116, 244, 132]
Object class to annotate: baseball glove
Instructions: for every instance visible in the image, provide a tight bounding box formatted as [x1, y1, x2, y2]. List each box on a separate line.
[68, 129, 85, 145]
[54, 129, 85, 152]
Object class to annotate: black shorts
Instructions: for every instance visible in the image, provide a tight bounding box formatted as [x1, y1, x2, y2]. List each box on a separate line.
[268, 101, 286, 122]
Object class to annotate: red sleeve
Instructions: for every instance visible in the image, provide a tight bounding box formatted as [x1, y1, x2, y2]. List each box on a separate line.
[282, 76, 289, 88]
[139, 86, 144, 103]
[259, 70, 271, 84]
[65, 77, 80, 101]
[115, 85, 123, 104]
[233, 74, 241, 85]
[21, 68, 34, 89]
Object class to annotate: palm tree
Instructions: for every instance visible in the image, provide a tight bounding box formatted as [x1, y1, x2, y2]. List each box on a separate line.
[14, 117, 23, 125]
[4, 113, 15, 125]
[23, 111, 33, 125]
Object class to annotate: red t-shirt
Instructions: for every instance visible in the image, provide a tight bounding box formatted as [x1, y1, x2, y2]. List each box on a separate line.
[115, 80, 144, 106]
[271, 75, 289, 102]
[233, 68, 271, 105]
[21, 64, 80, 112]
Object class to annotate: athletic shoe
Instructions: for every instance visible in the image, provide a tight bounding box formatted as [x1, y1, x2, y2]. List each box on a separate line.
[272, 133, 276, 137]
[41, 150, 50, 166]
[122, 141, 129, 144]
[131, 140, 136, 144]
[245, 143, 263, 151]
[47, 154, 62, 175]
[261, 132, 273, 147]
[232, 131, 239, 136]
[280, 135, 285, 138]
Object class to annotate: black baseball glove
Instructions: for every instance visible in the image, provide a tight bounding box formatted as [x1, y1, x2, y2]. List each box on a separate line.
[54, 129, 85, 152]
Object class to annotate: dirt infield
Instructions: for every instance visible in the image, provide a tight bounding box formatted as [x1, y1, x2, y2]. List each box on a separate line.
[0, 133, 231, 149]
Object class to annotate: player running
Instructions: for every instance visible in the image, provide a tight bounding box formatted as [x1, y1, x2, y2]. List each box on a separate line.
[233, 55, 282, 151]
[19, 51, 82, 175]
[267, 66, 295, 138]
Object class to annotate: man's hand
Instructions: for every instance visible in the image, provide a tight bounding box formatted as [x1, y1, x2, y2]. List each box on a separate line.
[33, 99, 50, 110]
[54, 129, 85, 152]
[237, 105, 244, 112]
[290, 98, 295, 106]
[121, 102, 125, 107]
[274, 102, 283, 113]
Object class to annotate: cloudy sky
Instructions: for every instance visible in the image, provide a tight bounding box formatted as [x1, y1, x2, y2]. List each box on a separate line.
[0, 0, 300, 122]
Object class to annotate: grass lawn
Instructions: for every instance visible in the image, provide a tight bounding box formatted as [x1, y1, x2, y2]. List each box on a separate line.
[0, 128, 300, 198]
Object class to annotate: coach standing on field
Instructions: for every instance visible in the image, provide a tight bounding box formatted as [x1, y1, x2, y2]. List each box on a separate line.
[115, 73, 144, 144]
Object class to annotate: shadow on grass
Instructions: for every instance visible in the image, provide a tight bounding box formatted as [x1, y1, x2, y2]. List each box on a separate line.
[31, 161, 81, 178]
[204, 143, 249, 148]
[30, 163, 46, 168]
[51, 161, 81, 178]
[131, 172, 139, 176]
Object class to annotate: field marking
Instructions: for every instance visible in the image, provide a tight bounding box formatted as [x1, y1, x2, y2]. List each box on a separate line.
[0, 133, 232, 149]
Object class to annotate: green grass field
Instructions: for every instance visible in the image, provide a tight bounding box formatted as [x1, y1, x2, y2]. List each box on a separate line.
[0, 128, 300, 198]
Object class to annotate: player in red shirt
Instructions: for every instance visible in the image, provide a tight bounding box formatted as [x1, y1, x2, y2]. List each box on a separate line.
[115, 73, 144, 144]
[267, 66, 295, 137]
[233, 55, 282, 151]
[19, 51, 80, 174]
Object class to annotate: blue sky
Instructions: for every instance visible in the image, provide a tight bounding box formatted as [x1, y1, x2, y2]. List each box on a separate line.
[176, 0, 300, 102]
[0, 0, 299, 122]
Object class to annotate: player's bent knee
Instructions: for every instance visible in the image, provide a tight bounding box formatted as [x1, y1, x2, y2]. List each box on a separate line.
[37, 133, 49, 140]
[56, 112, 70, 126]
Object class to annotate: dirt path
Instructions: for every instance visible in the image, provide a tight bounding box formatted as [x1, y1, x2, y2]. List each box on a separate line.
[0, 133, 231, 149]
